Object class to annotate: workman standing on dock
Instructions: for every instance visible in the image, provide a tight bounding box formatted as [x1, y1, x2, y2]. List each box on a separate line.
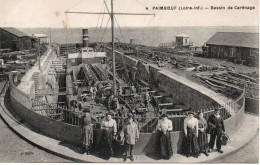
[207, 108, 225, 154]
[123, 113, 139, 162]
[82, 108, 97, 155]
[100, 113, 117, 159]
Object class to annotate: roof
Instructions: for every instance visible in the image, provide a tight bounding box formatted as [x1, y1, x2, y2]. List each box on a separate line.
[0, 27, 29, 37]
[68, 53, 81, 59]
[32, 33, 48, 38]
[176, 34, 189, 37]
[205, 32, 259, 49]
[82, 52, 106, 58]
[68, 52, 106, 59]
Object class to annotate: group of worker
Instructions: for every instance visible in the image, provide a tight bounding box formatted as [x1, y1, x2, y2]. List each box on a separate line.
[155, 108, 226, 160]
[82, 109, 139, 162]
[81, 107, 226, 161]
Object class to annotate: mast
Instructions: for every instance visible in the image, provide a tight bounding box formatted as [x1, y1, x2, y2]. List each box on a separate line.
[111, 0, 116, 95]
[65, 1, 155, 96]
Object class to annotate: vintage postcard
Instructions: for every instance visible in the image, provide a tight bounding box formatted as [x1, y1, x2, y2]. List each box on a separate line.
[0, 0, 258, 163]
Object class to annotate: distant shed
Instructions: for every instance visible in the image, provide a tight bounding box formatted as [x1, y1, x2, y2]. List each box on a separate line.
[175, 34, 190, 47]
[205, 32, 259, 66]
[32, 33, 48, 43]
[0, 27, 33, 51]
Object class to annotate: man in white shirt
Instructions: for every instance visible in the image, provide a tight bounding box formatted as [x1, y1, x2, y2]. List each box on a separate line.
[98, 113, 117, 159]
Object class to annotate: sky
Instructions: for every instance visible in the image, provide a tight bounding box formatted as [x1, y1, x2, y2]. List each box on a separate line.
[0, 0, 259, 28]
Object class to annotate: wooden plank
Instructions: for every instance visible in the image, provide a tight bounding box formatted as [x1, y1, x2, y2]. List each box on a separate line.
[159, 108, 182, 112]
[158, 103, 173, 106]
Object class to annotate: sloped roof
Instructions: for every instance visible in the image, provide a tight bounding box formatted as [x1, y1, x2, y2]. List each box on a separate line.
[68, 52, 106, 59]
[0, 27, 29, 37]
[32, 33, 48, 38]
[205, 32, 259, 49]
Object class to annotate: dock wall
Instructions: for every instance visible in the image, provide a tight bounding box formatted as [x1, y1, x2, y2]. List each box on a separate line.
[115, 50, 222, 110]
[7, 50, 245, 155]
[9, 73, 82, 146]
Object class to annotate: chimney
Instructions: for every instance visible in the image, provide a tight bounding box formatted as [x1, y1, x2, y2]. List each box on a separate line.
[82, 29, 89, 48]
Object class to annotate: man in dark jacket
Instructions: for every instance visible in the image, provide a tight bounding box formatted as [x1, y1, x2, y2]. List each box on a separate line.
[207, 108, 225, 153]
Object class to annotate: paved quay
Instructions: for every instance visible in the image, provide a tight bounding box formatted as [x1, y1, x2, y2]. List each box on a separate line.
[214, 132, 259, 163]
[0, 115, 71, 162]
[0, 89, 258, 163]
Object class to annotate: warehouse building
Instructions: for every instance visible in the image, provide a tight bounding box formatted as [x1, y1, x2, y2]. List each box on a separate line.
[204, 32, 259, 67]
[0, 27, 33, 51]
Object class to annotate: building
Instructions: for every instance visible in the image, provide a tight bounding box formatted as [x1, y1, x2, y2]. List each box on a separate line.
[130, 39, 135, 45]
[67, 47, 106, 66]
[175, 34, 190, 47]
[0, 27, 33, 51]
[32, 33, 49, 44]
[205, 32, 259, 66]
[159, 42, 175, 48]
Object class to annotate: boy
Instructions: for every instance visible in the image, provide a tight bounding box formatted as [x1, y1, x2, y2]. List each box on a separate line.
[123, 113, 139, 162]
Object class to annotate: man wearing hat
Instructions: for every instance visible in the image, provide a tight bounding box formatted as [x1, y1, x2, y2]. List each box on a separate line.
[100, 113, 117, 159]
[207, 108, 225, 153]
[122, 113, 139, 162]
[82, 107, 97, 155]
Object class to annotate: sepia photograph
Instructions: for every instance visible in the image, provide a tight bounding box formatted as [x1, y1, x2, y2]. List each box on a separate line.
[0, 0, 258, 163]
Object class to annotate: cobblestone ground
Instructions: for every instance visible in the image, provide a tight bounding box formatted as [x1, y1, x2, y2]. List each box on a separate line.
[215, 132, 259, 163]
[0, 118, 71, 162]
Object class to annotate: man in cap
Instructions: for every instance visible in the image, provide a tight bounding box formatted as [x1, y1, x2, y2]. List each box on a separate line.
[100, 113, 117, 159]
[123, 113, 139, 162]
[207, 108, 225, 154]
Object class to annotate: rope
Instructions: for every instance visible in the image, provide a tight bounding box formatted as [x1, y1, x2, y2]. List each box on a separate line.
[98, 7, 106, 42]
[66, 14, 75, 45]
[93, 2, 105, 42]
[65, 13, 68, 53]
[116, 0, 121, 10]
[114, 16, 127, 43]
[100, 17, 111, 42]
[66, 0, 84, 12]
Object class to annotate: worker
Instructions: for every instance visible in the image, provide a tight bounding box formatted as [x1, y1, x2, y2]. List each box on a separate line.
[108, 94, 115, 110]
[131, 84, 136, 94]
[93, 86, 97, 99]
[119, 86, 123, 95]
[82, 108, 97, 155]
[122, 113, 139, 162]
[111, 96, 120, 113]
[90, 86, 94, 99]
[144, 90, 151, 108]
[100, 113, 117, 159]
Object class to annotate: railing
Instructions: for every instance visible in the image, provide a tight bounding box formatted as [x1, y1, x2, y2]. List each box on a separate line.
[8, 73, 84, 126]
[106, 88, 245, 133]
[7, 72, 246, 133]
[0, 79, 9, 97]
[31, 98, 85, 126]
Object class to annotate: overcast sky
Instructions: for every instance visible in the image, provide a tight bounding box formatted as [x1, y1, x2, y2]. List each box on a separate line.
[0, 0, 258, 28]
